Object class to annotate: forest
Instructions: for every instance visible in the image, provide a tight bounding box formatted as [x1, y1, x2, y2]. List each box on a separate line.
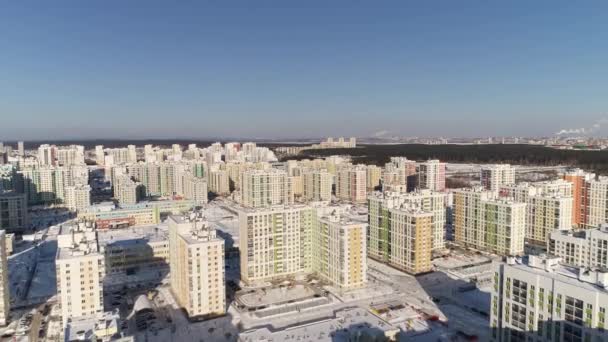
[288, 144, 608, 174]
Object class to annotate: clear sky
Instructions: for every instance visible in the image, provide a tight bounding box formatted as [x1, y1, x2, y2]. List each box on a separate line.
[1, 1, 608, 140]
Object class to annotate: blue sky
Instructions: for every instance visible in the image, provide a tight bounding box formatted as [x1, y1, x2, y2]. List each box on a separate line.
[1, 1, 607, 140]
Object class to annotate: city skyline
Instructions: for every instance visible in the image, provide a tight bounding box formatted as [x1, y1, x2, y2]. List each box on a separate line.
[2, 1, 608, 140]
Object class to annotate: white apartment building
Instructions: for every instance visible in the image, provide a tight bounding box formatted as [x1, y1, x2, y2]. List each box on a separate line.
[113, 176, 140, 205]
[182, 173, 208, 205]
[0, 191, 28, 233]
[491, 255, 608, 342]
[208, 169, 230, 196]
[168, 214, 225, 319]
[55, 145, 85, 166]
[417, 160, 446, 192]
[17, 165, 88, 205]
[453, 188, 526, 256]
[548, 225, 608, 269]
[56, 222, 105, 326]
[0, 231, 9, 326]
[586, 176, 608, 227]
[64, 184, 91, 211]
[335, 165, 367, 204]
[37, 144, 57, 166]
[239, 169, 293, 208]
[95, 145, 105, 165]
[238, 205, 314, 284]
[481, 164, 515, 191]
[302, 169, 332, 202]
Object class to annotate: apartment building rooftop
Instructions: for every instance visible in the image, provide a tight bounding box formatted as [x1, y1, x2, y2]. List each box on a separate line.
[57, 235, 100, 260]
[551, 224, 608, 239]
[64, 310, 124, 342]
[232, 203, 312, 213]
[318, 209, 366, 227]
[168, 213, 221, 244]
[508, 254, 608, 292]
[238, 308, 398, 342]
[97, 224, 169, 247]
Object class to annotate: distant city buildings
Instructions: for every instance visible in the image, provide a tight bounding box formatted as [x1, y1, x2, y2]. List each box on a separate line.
[313, 137, 357, 149]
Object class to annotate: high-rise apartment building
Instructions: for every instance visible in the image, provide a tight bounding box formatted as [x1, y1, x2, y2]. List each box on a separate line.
[208, 169, 230, 196]
[238, 206, 314, 284]
[17, 141, 24, 157]
[501, 181, 573, 245]
[56, 222, 105, 326]
[548, 225, 608, 269]
[562, 168, 595, 227]
[383, 157, 416, 189]
[369, 190, 446, 251]
[453, 188, 526, 256]
[17, 165, 89, 205]
[64, 184, 91, 211]
[113, 176, 140, 205]
[238, 204, 368, 287]
[302, 169, 332, 202]
[366, 165, 382, 191]
[168, 214, 225, 319]
[490, 255, 608, 342]
[239, 169, 293, 208]
[95, 145, 105, 166]
[56, 145, 85, 166]
[481, 164, 515, 191]
[368, 196, 433, 274]
[0, 191, 28, 233]
[37, 144, 57, 166]
[182, 172, 208, 205]
[584, 176, 608, 228]
[417, 160, 446, 192]
[335, 165, 367, 203]
[313, 211, 367, 289]
[0, 230, 9, 326]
